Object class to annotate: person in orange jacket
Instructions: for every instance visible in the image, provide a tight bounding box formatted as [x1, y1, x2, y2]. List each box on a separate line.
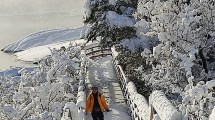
[85, 86, 109, 120]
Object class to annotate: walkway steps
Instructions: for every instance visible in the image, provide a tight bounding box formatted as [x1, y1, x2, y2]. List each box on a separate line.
[84, 56, 130, 120]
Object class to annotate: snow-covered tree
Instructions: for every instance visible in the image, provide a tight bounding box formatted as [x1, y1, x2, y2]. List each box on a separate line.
[134, 0, 215, 118]
[179, 80, 215, 119]
[83, 0, 138, 47]
[0, 43, 85, 119]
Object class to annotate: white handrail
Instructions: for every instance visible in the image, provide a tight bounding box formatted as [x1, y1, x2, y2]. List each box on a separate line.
[149, 91, 182, 120]
[76, 49, 87, 120]
[74, 43, 182, 120]
[111, 46, 182, 120]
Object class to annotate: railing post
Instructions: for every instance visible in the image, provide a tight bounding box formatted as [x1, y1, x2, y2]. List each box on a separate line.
[62, 102, 80, 120]
[149, 105, 154, 120]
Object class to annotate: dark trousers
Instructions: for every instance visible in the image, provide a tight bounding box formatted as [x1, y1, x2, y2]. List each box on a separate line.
[91, 110, 104, 120]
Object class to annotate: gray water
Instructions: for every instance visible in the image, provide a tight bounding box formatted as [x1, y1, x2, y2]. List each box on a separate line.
[0, 0, 84, 70]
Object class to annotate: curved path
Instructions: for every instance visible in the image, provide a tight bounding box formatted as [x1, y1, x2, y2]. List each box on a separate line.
[85, 55, 131, 120]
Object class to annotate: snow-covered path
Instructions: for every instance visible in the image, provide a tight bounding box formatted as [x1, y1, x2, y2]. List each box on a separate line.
[85, 56, 131, 120]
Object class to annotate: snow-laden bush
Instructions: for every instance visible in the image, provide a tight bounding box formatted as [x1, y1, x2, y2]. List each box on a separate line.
[179, 80, 215, 119]
[117, 0, 215, 118]
[135, 0, 215, 95]
[0, 43, 85, 119]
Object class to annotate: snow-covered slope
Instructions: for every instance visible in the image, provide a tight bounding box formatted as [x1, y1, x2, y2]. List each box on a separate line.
[2, 26, 87, 53]
[15, 39, 85, 62]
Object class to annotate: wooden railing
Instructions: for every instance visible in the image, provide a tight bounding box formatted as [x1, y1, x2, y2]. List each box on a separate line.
[111, 46, 182, 120]
[75, 43, 112, 120]
[84, 43, 112, 59]
[112, 57, 149, 120]
[64, 43, 182, 120]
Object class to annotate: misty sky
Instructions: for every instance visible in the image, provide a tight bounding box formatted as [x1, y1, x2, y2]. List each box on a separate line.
[0, 0, 83, 15]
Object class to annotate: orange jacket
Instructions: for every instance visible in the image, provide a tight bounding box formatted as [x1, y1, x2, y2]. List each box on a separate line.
[85, 93, 108, 112]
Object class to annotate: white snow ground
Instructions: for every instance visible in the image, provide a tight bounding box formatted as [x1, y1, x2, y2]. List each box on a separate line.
[2, 26, 87, 62]
[15, 39, 85, 62]
[2, 27, 86, 53]
[85, 56, 131, 120]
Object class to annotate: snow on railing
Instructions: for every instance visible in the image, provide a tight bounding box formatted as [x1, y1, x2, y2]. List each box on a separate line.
[149, 91, 182, 120]
[128, 82, 150, 120]
[112, 58, 150, 120]
[61, 49, 87, 120]
[111, 46, 182, 120]
[75, 49, 88, 120]
[61, 102, 81, 120]
[73, 44, 182, 120]
[74, 43, 112, 120]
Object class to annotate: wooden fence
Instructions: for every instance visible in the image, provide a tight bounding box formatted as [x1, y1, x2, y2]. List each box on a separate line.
[63, 43, 183, 120]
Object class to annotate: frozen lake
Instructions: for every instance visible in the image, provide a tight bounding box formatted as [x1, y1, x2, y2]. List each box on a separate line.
[0, 0, 84, 70]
